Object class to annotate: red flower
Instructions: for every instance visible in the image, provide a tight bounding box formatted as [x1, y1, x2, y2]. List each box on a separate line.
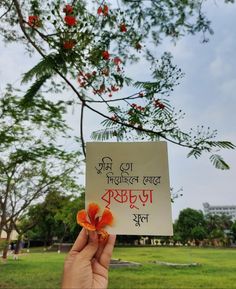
[103, 5, 109, 16]
[158, 103, 165, 109]
[97, 4, 109, 16]
[100, 83, 105, 91]
[28, 15, 41, 28]
[111, 85, 119, 92]
[63, 4, 73, 15]
[102, 50, 110, 60]
[63, 39, 76, 49]
[85, 73, 92, 79]
[120, 23, 127, 32]
[64, 15, 77, 26]
[154, 99, 165, 109]
[97, 6, 103, 15]
[77, 203, 113, 240]
[113, 57, 122, 65]
[94, 83, 106, 94]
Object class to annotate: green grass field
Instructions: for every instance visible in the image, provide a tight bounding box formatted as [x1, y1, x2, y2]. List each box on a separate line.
[1, 246, 236, 289]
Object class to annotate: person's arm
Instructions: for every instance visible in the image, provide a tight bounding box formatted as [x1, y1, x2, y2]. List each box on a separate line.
[62, 228, 116, 289]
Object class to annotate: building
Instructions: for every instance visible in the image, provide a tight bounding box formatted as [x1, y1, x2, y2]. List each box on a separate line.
[0, 218, 18, 241]
[0, 230, 18, 241]
[203, 202, 236, 221]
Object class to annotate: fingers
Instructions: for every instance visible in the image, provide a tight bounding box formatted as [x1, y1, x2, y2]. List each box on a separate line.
[98, 234, 116, 269]
[69, 228, 88, 254]
[94, 238, 107, 261]
[69, 229, 115, 267]
[78, 231, 98, 260]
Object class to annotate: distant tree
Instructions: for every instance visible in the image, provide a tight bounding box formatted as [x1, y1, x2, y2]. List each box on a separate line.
[205, 214, 233, 246]
[173, 222, 182, 245]
[54, 191, 85, 245]
[0, 0, 234, 167]
[231, 221, 236, 243]
[175, 208, 205, 244]
[191, 226, 207, 246]
[20, 190, 84, 250]
[208, 228, 225, 246]
[0, 88, 81, 259]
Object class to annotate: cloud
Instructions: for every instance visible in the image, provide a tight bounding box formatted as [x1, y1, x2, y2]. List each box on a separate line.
[209, 56, 232, 79]
[220, 78, 236, 97]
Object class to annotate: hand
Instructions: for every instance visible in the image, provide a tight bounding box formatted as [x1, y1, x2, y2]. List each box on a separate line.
[62, 228, 116, 289]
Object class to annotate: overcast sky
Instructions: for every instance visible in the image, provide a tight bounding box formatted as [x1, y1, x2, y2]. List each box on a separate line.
[0, 1, 235, 220]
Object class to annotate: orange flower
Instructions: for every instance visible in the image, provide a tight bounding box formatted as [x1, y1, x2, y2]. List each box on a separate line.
[77, 203, 113, 240]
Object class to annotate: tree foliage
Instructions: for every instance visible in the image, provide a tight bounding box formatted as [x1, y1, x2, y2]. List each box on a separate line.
[19, 190, 84, 246]
[231, 221, 236, 242]
[175, 208, 205, 243]
[0, 0, 234, 168]
[0, 87, 81, 258]
[174, 208, 234, 245]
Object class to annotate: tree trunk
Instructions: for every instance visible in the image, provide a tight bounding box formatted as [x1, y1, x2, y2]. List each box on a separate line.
[27, 239, 30, 252]
[15, 234, 23, 255]
[2, 230, 11, 260]
[0, 216, 6, 238]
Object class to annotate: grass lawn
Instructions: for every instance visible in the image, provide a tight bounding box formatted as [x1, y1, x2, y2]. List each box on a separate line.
[1, 246, 236, 289]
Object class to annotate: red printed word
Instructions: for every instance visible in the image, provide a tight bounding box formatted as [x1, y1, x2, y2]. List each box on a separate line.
[101, 188, 153, 210]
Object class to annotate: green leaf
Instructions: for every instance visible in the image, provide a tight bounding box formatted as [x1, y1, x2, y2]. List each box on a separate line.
[22, 74, 51, 104]
[209, 154, 230, 170]
[91, 127, 118, 141]
[21, 54, 58, 83]
[206, 141, 235, 150]
[187, 148, 202, 158]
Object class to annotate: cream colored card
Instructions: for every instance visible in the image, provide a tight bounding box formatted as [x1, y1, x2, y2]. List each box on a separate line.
[85, 142, 173, 236]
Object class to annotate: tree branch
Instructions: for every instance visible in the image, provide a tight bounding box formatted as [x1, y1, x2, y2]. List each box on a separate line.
[80, 102, 86, 157]
[0, 0, 14, 20]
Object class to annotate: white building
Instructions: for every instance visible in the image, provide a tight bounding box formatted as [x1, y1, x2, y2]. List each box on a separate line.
[203, 202, 236, 221]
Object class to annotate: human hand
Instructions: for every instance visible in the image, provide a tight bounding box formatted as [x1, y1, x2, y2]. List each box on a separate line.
[62, 228, 116, 289]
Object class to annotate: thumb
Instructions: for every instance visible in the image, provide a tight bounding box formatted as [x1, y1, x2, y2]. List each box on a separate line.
[78, 231, 98, 260]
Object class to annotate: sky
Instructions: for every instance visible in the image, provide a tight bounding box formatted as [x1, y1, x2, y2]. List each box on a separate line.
[0, 1, 236, 221]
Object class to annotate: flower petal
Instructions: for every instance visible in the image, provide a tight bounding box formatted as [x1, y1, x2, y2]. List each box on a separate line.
[96, 208, 113, 231]
[88, 203, 100, 225]
[77, 209, 96, 231]
[98, 229, 109, 242]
